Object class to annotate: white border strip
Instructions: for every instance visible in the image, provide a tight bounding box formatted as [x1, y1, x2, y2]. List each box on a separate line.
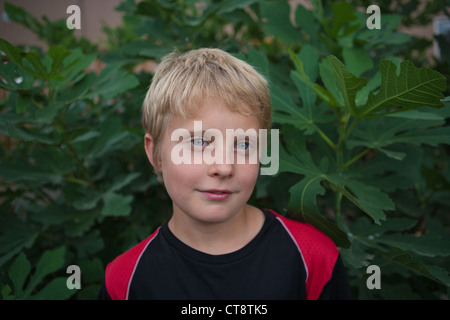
[126, 228, 161, 300]
[275, 217, 309, 282]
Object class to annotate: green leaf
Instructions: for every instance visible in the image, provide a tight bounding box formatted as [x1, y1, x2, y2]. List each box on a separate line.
[72, 230, 104, 258]
[16, 94, 33, 114]
[83, 62, 139, 100]
[58, 48, 96, 85]
[290, 50, 340, 108]
[243, 49, 270, 82]
[353, 145, 424, 191]
[261, 2, 300, 45]
[294, 4, 320, 43]
[70, 189, 103, 211]
[342, 47, 373, 76]
[326, 55, 367, 116]
[272, 49, 336, 134]
[87, 116, 137, 158]
[8, 247, 68, 299]
[0, 57, 34, 92]
[8, 252, 31, 298]
[287, 174, 351, 248]
[34, 102, 65, 122]
[108, 172, 141, 194]
[101, 192, 133, 216]
[0, 146, 75, 184]
[4, 2, 42, 35]
[217, 0, 261, 15]
[358, 60, 446, 117]
[278, 130, 350, 247]
[0, 228, 39, 268]
[376, 233, 450, 258]
[326, 2, 357, 38]
[0, 39, 51, 79]
[24, 50, 48, 78]
[6, 124, 60, 144]
[1, 285, 14, 300]
[345, 217, 450, 287]
[341, 216, 415, 268]
[388, 127, 450, 146]
[280, 126, 393, 225]
[331, 180, 393, 224]
[26, 246, 66, 295]
[98, 73, 139, 99]
[291, 45, 319, 109]
[347, 116, 450, 159]
[385, 108, 447, 120]
[271, 85, 319, 135]
[376, 247, 450, 287]
[340, 240, 372, 268]
[30, 204, 97, 238]
[0, 38, 25, 67]
[30, 277, 74, 300]
[48, 45, 71, 77]
[57, 73, 96, 102]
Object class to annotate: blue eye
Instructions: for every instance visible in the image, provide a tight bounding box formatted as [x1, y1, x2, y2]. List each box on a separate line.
[236, 141, 249, 150]
[192, 138, 207, 147]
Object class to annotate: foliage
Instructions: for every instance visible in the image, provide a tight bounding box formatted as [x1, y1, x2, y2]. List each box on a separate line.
[0, 0, 449, 300]
[2, 247, 74, 299]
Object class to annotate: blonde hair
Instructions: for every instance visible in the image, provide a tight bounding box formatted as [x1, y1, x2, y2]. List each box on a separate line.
[142, 48, 272, 180]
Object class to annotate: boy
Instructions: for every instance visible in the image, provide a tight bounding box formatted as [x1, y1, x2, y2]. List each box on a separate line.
[98, 48, 351, 300]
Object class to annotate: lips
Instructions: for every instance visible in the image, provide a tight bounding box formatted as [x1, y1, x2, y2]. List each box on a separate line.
[198, 189, 233, 200]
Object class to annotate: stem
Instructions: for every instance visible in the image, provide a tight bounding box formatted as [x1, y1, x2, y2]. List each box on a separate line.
[170, 13, 184, 27]
[332, 105, 342, 123]
[337, 113, 358, 170]
[317, 128, 337, 150]
[66, 175, 92, 186]
[65, 142, 96, 188]
[343, 118, 358, 141]
[343, 148, 370, 169]
[32, 99, 44, 109]
[337, 116, 347, 169]
[54, 116, 97, 189]
[335, 191, 343, 217]
[46, 79, 56, 102]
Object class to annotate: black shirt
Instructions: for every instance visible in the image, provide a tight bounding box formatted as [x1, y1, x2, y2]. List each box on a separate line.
[98, 209, 351, 300]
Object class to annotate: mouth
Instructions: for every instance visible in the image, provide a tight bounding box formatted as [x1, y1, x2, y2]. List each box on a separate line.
[198, 189, 233, 200]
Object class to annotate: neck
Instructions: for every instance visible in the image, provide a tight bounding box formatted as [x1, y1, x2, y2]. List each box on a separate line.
[168, 205, 264, 255]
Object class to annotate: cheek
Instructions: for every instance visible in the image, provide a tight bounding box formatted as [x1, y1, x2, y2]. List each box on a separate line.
[238, 164, 260, 190]
[161, 163, 190, 202]
[160, 152, 202, 195]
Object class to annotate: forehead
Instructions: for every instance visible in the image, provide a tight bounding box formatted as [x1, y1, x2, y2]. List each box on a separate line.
[167, 97, 261, 132]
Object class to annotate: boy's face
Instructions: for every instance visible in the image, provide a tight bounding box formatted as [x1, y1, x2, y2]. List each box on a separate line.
[145, 96, 261, 225]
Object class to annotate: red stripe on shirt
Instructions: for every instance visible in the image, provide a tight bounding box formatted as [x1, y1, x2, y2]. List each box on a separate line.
[268, 210, 339, 300]
[105, 227, 160, 300]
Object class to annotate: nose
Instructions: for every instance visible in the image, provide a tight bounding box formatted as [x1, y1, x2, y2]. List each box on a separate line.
[207, 162, 234, 178]
[204, 137, 235, 178]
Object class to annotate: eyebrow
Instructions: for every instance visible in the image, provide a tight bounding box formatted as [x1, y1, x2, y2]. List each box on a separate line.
[187, 130, 205, 136]
[186, 129, 258, 135]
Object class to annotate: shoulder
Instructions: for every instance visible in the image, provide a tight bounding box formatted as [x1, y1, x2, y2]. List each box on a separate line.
[266, 209, 338, 253]
[104, 227, 161, 300]
[265, 209, 339, 300]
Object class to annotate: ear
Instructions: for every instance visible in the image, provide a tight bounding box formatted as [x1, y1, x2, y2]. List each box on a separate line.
[144, 133, 161, 171]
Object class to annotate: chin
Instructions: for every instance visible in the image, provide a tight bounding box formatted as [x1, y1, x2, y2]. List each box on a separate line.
[190, 206, 242, 224]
